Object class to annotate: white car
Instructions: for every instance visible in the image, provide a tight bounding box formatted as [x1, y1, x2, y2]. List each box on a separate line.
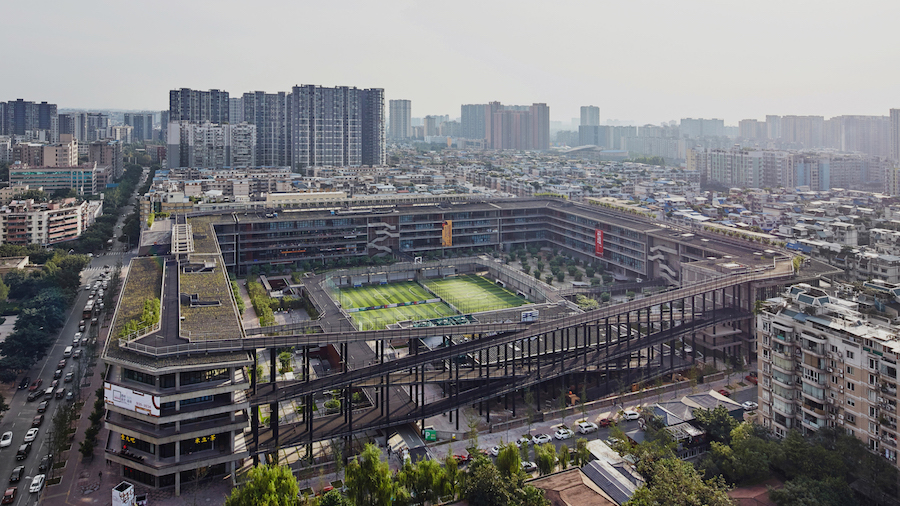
[24, 428, 38, 443]
[742, 401, 759, 411]
[29, 474, 45, 493]
[554, 428, 574, 440]
[577, 422, 598, 434]
[522, 461, 537, 472]
[531, 433, 552, 445]
[623, 410, 640, 421]
[488, 445, 500, 457]
[516, 436, 530, 448]
[0, 431, 12, 448]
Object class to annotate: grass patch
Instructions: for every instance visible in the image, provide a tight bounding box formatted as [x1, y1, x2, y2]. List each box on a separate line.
[336, 281, 431, 309]
[112, 257, 164, 339]
[351, 302, 457, 330]
[424, 274, 526, 313]
[53, 461, 66, 469]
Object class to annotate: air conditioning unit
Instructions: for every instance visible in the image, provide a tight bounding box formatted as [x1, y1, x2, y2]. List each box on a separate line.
[839, 414, 844, 420]
[827, 398, 835, 404]
[879, 397, 885, 403]
[840, 371, 844, 377]
[840, 386, 844, 391]
[839, 419, 844, 424]
[828, 367, 834, 373]
[830, 414, 836, 420]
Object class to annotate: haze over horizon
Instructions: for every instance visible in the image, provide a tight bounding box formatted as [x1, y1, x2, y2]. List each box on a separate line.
[3, 0, 898, 125]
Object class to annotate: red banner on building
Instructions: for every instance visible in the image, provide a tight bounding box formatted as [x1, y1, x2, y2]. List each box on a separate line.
[595, 229, 604, 256]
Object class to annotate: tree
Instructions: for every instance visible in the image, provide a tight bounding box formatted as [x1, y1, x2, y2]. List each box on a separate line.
[496, 443, 521, 479]
[0, 393, 7, 413]
[558, 443, 569, 470]
[574, 438, 591, 467]
[225, 464, 299, 506]
[319, 490, 352, 506]
[693, 406, 739, 445]
[462, 457, 510, 506]
[768, 476, 854, 506]
[626, 457, 733, 506]
[345, 444, 395, 506]
[397, 458, 443, 506]
[443, 451, 460, 499]
[535, 443, 557, 475]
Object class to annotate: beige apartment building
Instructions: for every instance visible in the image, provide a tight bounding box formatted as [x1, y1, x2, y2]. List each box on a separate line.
[757, 284, 900, 465]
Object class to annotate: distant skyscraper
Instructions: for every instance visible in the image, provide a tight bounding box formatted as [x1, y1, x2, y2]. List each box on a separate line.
[389, 99, 411, 139]
[680, 118, 725, 138]
[531, 103, 550, 150]
[580, 106, 600, 126]
[461, 104, 486, 140]
[489, 103, 550, 150]
[781, 115, 825, 148]
[229, 97, 244, 124]
[124, 113, 154, 142]
[359, 88, 385, 166]
[891, 109, 900, 163]
[243, 91, 289, 166]
[424, 116, 440, 137]
[766, 115, 782, 139]
[166, 121, 257, 168]
[169, 88, 230, 124]
[1, 99, 57, 136]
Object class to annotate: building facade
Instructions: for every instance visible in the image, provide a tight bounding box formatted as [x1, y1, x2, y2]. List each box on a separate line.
[124, 113, 155, 142]
[0, 198, 103, 245]
[166, 122, 257, 169]
[580, 106, 600, 126]
[757, 284, 900, 465]
[169, 89, 230, 124]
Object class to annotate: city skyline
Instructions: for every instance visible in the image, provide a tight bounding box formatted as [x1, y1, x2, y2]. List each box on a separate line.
[2, 0, 899, 125]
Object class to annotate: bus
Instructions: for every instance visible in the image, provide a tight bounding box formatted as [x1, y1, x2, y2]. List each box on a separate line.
[82, 300, 95, 320]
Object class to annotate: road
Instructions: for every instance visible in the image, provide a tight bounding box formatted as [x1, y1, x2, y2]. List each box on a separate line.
[0, 168, 145, 505]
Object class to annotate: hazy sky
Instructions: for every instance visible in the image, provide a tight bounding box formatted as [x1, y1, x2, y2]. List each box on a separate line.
[3, 0, 898, 125]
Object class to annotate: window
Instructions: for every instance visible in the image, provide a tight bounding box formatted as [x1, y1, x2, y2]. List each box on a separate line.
[847, 351, 855, 359]
[846, 414, 856, 424]
[847, 398, 855, 407]
[870, 358, 879, 370]
[870, 374, 878, 385]
[847, 366, 854, 375]
[847, 382, 855, 391]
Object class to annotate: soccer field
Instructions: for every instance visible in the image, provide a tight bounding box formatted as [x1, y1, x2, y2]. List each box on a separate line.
[424, 274, 526, 314]
[351, 302, 457, 330]
[337, 281, 432, 309]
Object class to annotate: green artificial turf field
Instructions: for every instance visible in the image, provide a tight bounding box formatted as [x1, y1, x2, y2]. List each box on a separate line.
[423, 274, 526, 314]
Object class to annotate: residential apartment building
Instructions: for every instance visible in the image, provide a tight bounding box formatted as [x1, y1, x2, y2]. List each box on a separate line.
[242, 91, 289, 167]
[12, 136, 78, 168]
[0, 99, 57, 136]
[88, 140, 124, 179]
[389, 99, 412, 139]
[124, 113, 155, 142]
[580, 106, 600, 126]
[460, 104, 487, 141]
[490, 103, 550, 151]
[757, 284, 900, 464]
[9, 162, 111, 195]
[0, 198, 103, 245]
[166, 122, 257, 169]
[169, 88, 230, 124]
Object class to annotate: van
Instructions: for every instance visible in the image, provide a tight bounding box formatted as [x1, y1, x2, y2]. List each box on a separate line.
[63, 346, 73, 358]
[44, 386, 54, 398]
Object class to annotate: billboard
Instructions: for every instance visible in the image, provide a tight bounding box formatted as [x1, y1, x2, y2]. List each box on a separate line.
[595, 229, 604, 256]
[104, 382, 160, 417]
[441, 220, 453, 247]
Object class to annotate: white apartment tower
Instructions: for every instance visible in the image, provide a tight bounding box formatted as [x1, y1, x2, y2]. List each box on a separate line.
[389, 99, 412, 139]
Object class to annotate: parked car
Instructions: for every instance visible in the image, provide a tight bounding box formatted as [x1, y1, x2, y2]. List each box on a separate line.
[2, 487, 15, 505]
[66, 390, 74, 402]
[578, 421, 599, 433]
[8, 466, 23, 483]
[717, 389, 731, 397]
[73, 349, 82, 359]
[53, 369, 63, 380]
[23, 428, 38, 443]
[28, 474, 44, 493]
[26, 390, 41, 402]
[64, 372, 74, 383]
[16, 443, 31, 460]
[745, 375, 758, 385]
[531, 434, 552, 445]
[742, 401, 759, 411]
[488, 446, 501, 457]
[622, 410, 640, 421]
[598, 418, 616, 428]
[554, 428, 575, 440]
[57, 359, 66, 369]
[32, 415, 44, 427]
[0, 432, 11, 448]
[516, 436, 531, 447]
[521, 461, 537, 472]
[38, 454, 52, 472]
[37, 401, 49, 413]
[18, 377, 30, 390]
[28, 379, 42, 392]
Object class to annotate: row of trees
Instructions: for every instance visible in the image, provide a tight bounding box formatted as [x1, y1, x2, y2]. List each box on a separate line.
[70, 164, 146, 253]
[226, 443, 550, 506]
[0, 250, 89, 381]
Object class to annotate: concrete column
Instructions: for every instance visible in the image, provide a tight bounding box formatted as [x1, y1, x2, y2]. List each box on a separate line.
[175, 373, 180, 391]
[175, 471, 181, 496]
[175, 440, 181, 464]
